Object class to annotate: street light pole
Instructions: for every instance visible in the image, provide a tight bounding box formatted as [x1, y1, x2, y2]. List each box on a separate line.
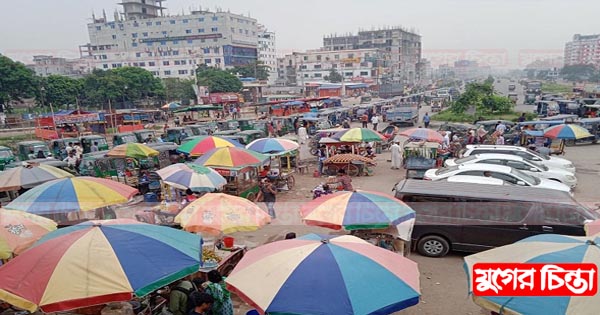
[123, 85, 128, 109]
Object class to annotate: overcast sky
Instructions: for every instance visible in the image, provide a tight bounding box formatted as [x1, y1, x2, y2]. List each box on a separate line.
[1, 0, 598, 67]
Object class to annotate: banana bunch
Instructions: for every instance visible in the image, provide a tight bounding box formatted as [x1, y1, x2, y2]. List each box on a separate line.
[202, 249, 222, 263]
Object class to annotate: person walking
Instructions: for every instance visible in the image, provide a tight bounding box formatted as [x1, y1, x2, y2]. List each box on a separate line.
[361, 113, 369, 128]
[371, 114, 379, 131]
[317, 145, 327, 176]
[201, 270, 233, 315]
[495, 121, 507, 134]
[390, 141, 402, 169]
[423, 113, 431, 128]
[257, 178, 277, 219]
[297, 124, 308, 144]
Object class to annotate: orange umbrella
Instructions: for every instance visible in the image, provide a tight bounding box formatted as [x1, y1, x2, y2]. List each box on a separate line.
[0, 209, 57, 259]
[174, 193, 270, 235]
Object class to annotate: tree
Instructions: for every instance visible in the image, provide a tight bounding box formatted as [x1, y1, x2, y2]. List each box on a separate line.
[484, 75, 495, 85]
[36, 75, 83, 109]
[560, 64, 597, 82]
[163, 78, 197, 104]
[196, 65, 242, 93]
[82, 69, 127, 108]
[228, 61, 270, 81]
[324, 69, 343, 83]
[0, 55, 37, 112]
[450, 81, 512, 114]
[112, 67, 165, 102]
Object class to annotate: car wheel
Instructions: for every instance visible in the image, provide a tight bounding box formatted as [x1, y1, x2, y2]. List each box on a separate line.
[417, 235, 450, 257]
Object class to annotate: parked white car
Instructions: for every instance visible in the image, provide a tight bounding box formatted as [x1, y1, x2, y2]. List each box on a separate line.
[445, 154, 577, 188]
[424, 164, 572, 194]
[460, 145, 576, 173]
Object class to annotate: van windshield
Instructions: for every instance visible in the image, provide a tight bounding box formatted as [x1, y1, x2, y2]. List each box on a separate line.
[453, 156, 477, 164]
[527, 148, 550, 160]
[435, 165, 459, 175]
[511, 168, 540, 185]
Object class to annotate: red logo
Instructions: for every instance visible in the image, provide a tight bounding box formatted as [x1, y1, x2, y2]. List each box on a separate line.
[472, 263, 597, 296]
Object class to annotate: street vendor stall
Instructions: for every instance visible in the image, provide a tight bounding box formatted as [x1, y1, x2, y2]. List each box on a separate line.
[403, 142, 439, 179]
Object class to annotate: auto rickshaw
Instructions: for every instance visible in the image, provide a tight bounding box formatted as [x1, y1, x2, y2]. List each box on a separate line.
[17, 141, 52, 161]
[403, 141, 438, 179]
[166, 127, 194, 144]
[214, 166, 260, 200]
[112, 133, 138, 146]
[49, 137, 79, 160]
[80, 135, 109, 153]
[235, 130, 266, 145]
[133, 130, 157, 143]
[575, 117, 600, 145]
[217, 120, 239, 131]
[0, 146, 16, 170]
[237, 119, 268, 134]
[187, 124, 212, 136]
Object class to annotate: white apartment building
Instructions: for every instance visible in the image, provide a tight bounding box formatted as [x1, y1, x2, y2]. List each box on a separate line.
[564, 34, 600, 68]
[257, 25, 277, 85]
[277, 48, 386, 86]
[80, 1, 259, 78]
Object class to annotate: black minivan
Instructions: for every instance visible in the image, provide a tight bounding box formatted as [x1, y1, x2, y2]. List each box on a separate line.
[394, 179, 598, 257]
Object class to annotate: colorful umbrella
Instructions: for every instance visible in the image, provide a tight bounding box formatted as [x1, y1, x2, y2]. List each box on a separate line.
[464, 234, 600, 315]
[0, 219, 202, 313]
[0, 209, 57, 259]
[245, 138, 299, 155]
[175, 193, 270, 235]
[5, 177, 139, 214]
[107, 143, 159, 159]
[162, 102, 181, 110]
[226, 234, 421, 315]
[300, 190, 415, 238]
[178, 136, 241, 157]
[543, 123, 593, 139]
[194, 147, 268, 168]
[398, 127, 444, 143]
[332, 127, 386, 142]
[0, 163, 73, 192]
[156, 163, 227, 192]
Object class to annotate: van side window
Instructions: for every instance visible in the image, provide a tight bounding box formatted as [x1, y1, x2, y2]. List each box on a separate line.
[459, 171, 485, 176]
[477, 159, 504, 166]
[543, 205, 587, 225]
[462, 201, 530, 222]
[402, 195, 458, 218]
[514, 151, 531, 159]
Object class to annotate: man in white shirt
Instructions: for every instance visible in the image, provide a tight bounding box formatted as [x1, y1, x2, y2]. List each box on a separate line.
[65, 142, 74, 155]
[297, 125, 308, 144]
[442, 132, 450, 149]
[371, 115, 379, 131]
[63, 151, 78, 168]
[495, 121, 507, 134]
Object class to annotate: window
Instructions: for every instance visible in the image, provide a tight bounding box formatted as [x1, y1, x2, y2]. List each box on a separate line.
[198, 28, 205, 33]
[149, 61, 156, 66]
[314, 64, 322, 69]
[155, 21, 161, 26]
[303, 56, 308, 61]
[345, 72, 353, 76]
[211, 27, 218, 32]
[213, 39, 217, 42]
[231, 27, 235, 33]
[133, 62, 139, 67]
[360, 71, 369, 76]
[348, 53, 354, 58]
[506, 161, 531, 171]
[173, 50, 179, 56]
[132, 33, 138, 38]
[170, 20, 176, 24]
[304, 74, 309, 78]
[332, 64, 337, 68]
[164, 70, 171, 75]
[198, 17, 204, 22]
[163, 61, 170, 66]
[239, 29, 243, 33]
[103, 64, 108, 69]
[543, 205, 589, 225]
[204, 59, 212, 64]
[334, 55, 340, 60]
[179, 60, 186, 65]
[146, 42, 153, 46]
[183, 19, 189, 24]
[132, 42, 138, 47]
[146, 22, 152, 26]
[142, 32, 148, 37]
[185, 29, 192, 34]
[187, 40, 193, 44]
[316, 55, 322, 61]
[152, 71, 159, 76]
[96, 26, 101, 31]
[215, 58, 221, 63]
[174, 60, 181, 65]
[173, 40, 179, 44]
[112, 35, 117, 39]
[160, 41, 167, 46]
[139, 62, 145, 67]
[214, 47, 220, 53]
[314, 73, 322, 78]
[203, 48, 210, 54]
[212, 16, 218, 21]
[178, 70, 188, 75]
[135, 52, 141, 58]
[245, 30, 249, 35]
[162, 31, 167, 35]
[345, 63, 353, 67]
[300, 65, 307, 69]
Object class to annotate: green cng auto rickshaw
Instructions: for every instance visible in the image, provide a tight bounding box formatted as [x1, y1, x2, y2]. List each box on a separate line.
[0, 146, 16, 170]
[133, 130, 157, 143]
[112, 133, 138, 146]
[166, 127, 194, 144]
[236, 130, 266, 145]
[49, 137, 79, 160]
[80, 135, 109, 153]
[17, 141, 52, 161]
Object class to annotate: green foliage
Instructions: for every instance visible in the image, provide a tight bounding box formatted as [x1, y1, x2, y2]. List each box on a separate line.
[36, 75, 83, 108]
[112, 67, 165, 100]
[485, 75, 495, 85]
[228, 61, 270, 81]
[479, 95, 512, 114]
[432, 110, 536, 123]
[324, 69, 343, 83]
[163, 78, 197, 104]
[196, 65, 242, 93]
[560, 64, 598, 82]
[0, 55, 37, 111]
[541, 82, 572, 94]
[449, 81, 512, 115]
[82, 69, 127, 107]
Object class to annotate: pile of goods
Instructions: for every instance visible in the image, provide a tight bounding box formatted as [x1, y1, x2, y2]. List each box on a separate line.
[202, 249, 222, 264]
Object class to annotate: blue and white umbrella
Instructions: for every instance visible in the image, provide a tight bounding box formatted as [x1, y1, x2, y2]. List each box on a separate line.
[162, 102, 181, 110]
[464, 234, 600, 315]
[155, 163, 226, 192]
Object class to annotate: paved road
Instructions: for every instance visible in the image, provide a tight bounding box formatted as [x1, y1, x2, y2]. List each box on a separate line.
[493, 79, 534, 114]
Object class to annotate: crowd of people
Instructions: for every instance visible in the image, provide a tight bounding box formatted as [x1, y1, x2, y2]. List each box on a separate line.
[167, 270, 233, 315]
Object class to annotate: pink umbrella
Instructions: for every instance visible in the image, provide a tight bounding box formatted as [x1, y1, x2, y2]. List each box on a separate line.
[398, 128, 444, 143]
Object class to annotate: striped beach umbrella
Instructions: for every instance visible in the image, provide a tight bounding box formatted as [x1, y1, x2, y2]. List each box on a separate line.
[156, 163, 227, 192]
[543, 124, 593, 139]
[178, 136, 241, 157]
[0, 163, 73, 192]
[245, 138, 299, 155]
[398, 127, 444, 143]
[107, 143, 159, 159]
[464, 234, 600, 315]
[226, 234, 420, 315]
[5, 177, 138, 214]
[332, 127, 386, 142]
[194, 147, 268, 168]
[0, 219, 202, 312]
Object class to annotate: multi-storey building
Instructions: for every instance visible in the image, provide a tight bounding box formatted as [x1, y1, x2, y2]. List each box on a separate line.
[257, 25, 277, 85]
[323, 27, 421, 85]
[79, 1, 259, 78]
[277, 48, 387, 86]
[564, 34, 600, 68]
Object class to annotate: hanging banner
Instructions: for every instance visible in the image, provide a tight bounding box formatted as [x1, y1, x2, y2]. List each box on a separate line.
[53, 113, 100, 124]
